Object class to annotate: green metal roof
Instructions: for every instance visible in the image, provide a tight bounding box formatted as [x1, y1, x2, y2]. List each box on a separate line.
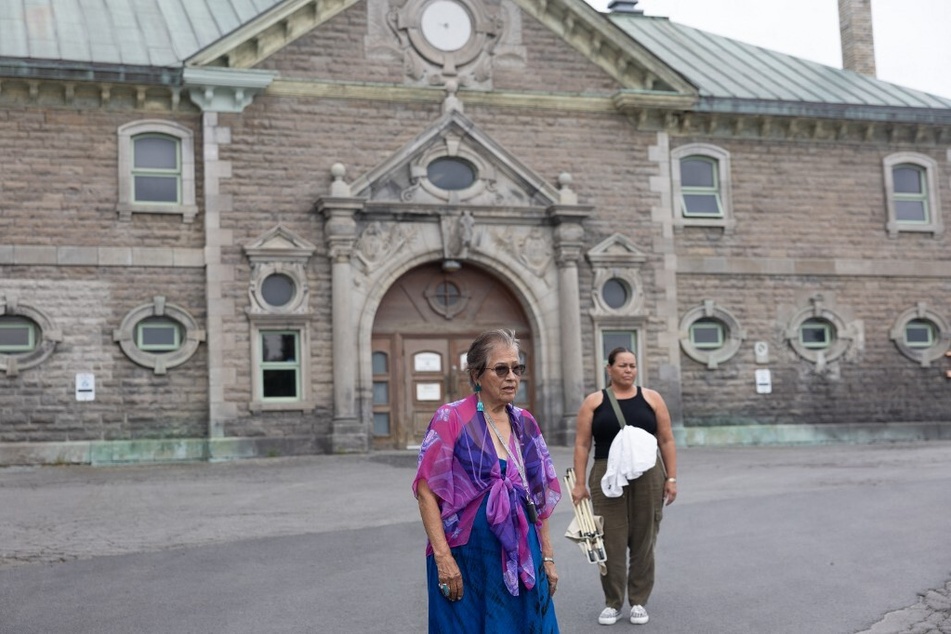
[0, 0, 283, 67]
[609, 13, 951, 119]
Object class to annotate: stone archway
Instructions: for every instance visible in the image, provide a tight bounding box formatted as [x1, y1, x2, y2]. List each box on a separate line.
[370, 261, 534, 449]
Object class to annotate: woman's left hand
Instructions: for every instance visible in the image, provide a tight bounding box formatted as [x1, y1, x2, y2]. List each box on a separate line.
[544, 560, 558, 595]
[664, 480, 677, 505]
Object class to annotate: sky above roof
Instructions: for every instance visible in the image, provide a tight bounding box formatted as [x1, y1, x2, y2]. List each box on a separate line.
[591, 0, 951, 99]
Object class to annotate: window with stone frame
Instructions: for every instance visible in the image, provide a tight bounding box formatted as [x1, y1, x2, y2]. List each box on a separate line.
[679, 300, 745, 370]
[889, 303, 950, 367]
[113, 297, 204, 375]
[117, 120, 198, 223]
[0, 297, 62, 377]
[883, 152, 943, 238]
[671, 143, 735, 232]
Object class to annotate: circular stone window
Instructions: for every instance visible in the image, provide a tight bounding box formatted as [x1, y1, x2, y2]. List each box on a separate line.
[434, 281, 462, 307]
[427, 157, 477, 191]
[261, 274, 296, 308]
[602, 278, 630, 310]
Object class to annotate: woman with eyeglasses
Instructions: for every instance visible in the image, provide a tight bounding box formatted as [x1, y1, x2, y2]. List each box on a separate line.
[570, 347, 677, 627]
[414, 329, 562, 633]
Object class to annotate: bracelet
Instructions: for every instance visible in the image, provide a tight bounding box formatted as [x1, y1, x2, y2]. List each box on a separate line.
[667, 477, 677, 483]
[542, 557, 555, 564]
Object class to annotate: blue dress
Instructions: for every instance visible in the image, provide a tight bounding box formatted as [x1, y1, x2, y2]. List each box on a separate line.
[426, 460, 560, 633]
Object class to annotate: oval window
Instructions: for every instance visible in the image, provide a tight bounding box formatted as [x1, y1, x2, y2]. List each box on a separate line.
[427, 157, 476, 191]
[262, 274, 295, 307]
[602, 278, 629, 309]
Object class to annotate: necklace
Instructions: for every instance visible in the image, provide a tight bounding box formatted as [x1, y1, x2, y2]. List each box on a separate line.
[482, 402, 538, 524]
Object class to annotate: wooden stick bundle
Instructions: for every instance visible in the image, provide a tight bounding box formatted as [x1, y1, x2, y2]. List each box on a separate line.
[564, 468, 607, 566]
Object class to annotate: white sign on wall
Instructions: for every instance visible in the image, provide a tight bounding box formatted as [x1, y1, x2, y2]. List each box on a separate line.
[76, 373, 95, 401]
[754, 369, 772, 394]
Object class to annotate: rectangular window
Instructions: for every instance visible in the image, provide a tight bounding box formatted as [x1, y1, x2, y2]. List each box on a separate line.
[905, 321, 935, 348]
[132, 134, 181, 204]
[136, 319, 181, 352]
[680, 157, 723, 217]
[260, 330, 300, 400]
[892, 165, 929, 223]
[0, 319, 35, 352]
[372, 348, 391, 437]
[690, 321, 724, 349]
[800, 322, 831, 349]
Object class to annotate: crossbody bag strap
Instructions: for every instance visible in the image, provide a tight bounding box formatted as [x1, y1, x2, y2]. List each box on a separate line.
[605, 388, 627, 429]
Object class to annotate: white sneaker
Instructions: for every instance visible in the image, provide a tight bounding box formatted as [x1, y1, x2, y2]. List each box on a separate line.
[598, 607, 621, 625]
[630, 604, 649, 624]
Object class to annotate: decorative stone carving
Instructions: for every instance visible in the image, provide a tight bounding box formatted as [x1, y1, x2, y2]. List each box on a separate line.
[354, 221, 414, 274]
[244, 225, 317, 316]
[495, 227, 553, 278]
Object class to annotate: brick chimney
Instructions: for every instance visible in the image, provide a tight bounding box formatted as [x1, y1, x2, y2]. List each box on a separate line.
[838, 0, 876, 76]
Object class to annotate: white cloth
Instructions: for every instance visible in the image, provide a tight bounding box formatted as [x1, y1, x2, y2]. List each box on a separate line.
[600, 426, 658, 498]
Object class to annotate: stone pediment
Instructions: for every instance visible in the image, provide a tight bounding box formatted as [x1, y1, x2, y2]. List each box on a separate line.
[185, 0, 693, 97]
[244, 224, 318, 263]
[586, 233, 649, 266]
[348, 110, 562, 208]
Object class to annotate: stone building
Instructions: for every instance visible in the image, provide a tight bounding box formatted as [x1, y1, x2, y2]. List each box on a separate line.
[1, 0, 949, 465]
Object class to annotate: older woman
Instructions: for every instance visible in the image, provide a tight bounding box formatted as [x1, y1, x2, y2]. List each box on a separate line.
[571, 347, 677, 627]
[414, 329, 562, 633]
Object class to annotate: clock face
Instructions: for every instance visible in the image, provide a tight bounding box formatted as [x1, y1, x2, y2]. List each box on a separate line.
[420, 0, 473, 52]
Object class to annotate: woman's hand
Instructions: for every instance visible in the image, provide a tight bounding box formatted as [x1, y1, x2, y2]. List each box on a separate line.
[544, 560, 558, 596]
[435, 552, 463, 602]
[664, 479, 677, 505]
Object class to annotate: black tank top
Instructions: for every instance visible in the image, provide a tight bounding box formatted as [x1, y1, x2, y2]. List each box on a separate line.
[591, 388, 657, 460]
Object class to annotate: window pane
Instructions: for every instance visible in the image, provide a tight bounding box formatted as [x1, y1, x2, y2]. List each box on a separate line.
[373, 412, 391, 436]
[895, 200, 927, 223]
[801, 320, 832, 348]
[434, 281, 462, 306]
[0, 324, 32, 348]
[134, 175, 179, 203]
[681, 158, 715, 187]
[892, 166, 923, 194]
[262, 333, 297, 362]
[263, 369, 298, 398]
[372, 351, 388, 374]
[373, 381, 389, 404]
[691, 320, 723, 348]
[682, 194, 722, 216]
[261, 274, 295, 307]
[138, 319, 180, 350]
[905, 320, 935, 347]
[427, 157, 476, 190]
[134, 136, 177, 169]
[602, 278, 629, 309]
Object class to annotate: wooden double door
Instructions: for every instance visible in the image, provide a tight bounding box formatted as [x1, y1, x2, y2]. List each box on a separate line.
[371, 263, 533, 449]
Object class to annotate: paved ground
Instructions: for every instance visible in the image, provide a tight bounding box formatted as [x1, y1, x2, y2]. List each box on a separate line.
[1, 441, 950, 633]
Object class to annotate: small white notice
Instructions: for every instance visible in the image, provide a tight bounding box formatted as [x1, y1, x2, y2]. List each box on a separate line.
[76, 373, 95, 401]
[754, 369, 772, 394]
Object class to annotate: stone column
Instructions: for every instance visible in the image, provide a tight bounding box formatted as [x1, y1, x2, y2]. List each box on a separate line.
[548, 174, 592, 445]
[316, 165, 366, 453]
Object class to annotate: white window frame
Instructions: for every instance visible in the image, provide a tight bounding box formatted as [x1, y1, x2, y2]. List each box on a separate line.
[135, 318, 183, 352]
[883, 152, 943, 238]
[250, 319, 313, 412]
[671, 143, 735, 233]
[117, 120, 198, 223]
[0, 317, 37, 353]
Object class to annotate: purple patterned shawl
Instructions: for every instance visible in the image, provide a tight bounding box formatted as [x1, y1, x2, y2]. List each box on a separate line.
[413, 393, 562, 596]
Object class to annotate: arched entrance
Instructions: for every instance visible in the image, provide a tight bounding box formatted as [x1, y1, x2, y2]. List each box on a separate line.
[370, 261, 534, 449]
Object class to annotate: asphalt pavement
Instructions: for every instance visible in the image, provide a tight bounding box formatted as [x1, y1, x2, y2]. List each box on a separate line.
[2, 441, 950, 633]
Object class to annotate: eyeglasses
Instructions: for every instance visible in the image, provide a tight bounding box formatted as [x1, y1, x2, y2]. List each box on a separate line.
[484, 363, 526, 378]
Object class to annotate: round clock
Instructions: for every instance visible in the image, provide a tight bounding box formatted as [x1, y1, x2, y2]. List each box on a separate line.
[420, 0, 473, 52]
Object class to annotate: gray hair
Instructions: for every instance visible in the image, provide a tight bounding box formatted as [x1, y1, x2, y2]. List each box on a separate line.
[466, 329, 520, 388]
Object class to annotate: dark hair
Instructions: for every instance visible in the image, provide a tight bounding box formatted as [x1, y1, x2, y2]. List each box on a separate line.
[607, 346, 635, 366]
[467, 329, 520, 388]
